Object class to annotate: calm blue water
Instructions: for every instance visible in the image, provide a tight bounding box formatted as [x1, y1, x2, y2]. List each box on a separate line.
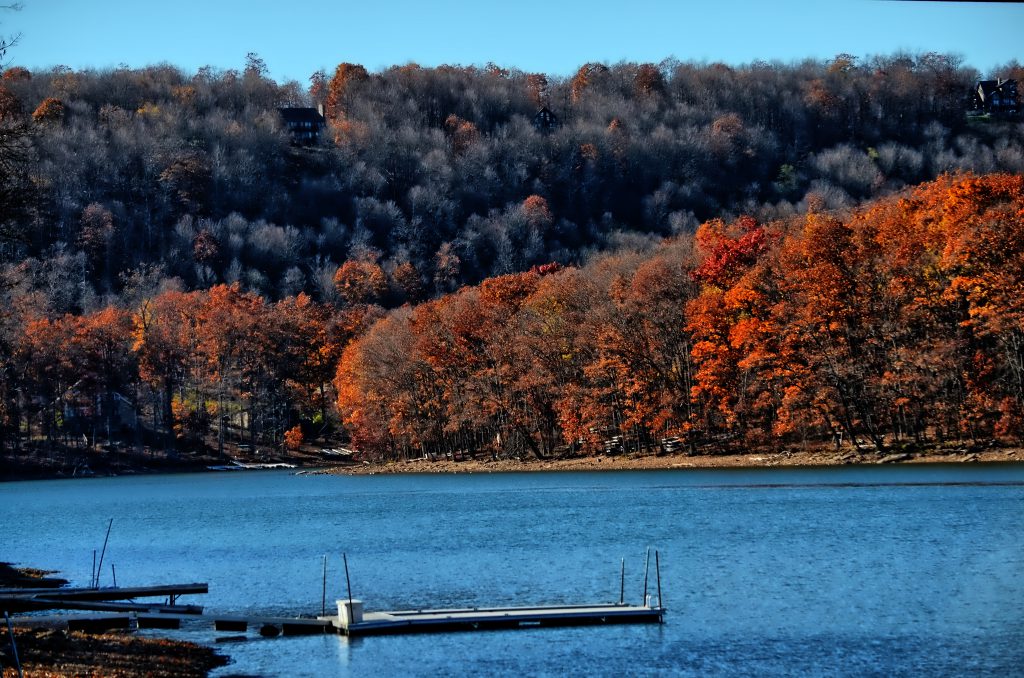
[2, 465, 1023, 677]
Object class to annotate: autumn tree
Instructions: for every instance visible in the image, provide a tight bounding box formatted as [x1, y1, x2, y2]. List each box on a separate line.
[272, 293, 343, 428]
[12, 315, 75, 446]
[196, 283, 267, 455]
[336, 308, 435, 456]
[284, 424, 303, 451]
[910, 174, 1024, 439]
[444, 114, 479, 156]
[525, 73, 548, 108]
[79, 203, 115, 279]
[596, 242, 701, 449]
[570, 63, 609, 103]
[324, 62, 368, 121]
[2, 67, 30, 81]
[392, 260, 424, 304]
[309, 69, 327, 102]
[333, 258, 387, 306]
[516, 266, 603, 454]
[0, 83, 20, 118]
[133, 290, 207, 447]
[687, 215, 777, 441]
[68, 307, 138, 444]
[634, 63, 665, 98]
[159, 152, 212, 215]
[192, 229, 221, 266]
[31, 97, 65, 124]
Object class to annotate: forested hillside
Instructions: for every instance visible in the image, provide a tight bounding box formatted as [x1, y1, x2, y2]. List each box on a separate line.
[1, 174, 1022, 463]
[1, 53, 1023, 464]
[1, 54, 1022, 312]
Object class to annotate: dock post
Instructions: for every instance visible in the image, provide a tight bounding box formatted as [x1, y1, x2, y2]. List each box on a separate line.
[5, 610, 23, 678]
[619, 558, 624, 605]
[343, 553, 353, 610]
[321, 555, 327, 617]
[642, 547, 650, 605]
[655, 550, 663, 611]
[96, 518, 113, 587]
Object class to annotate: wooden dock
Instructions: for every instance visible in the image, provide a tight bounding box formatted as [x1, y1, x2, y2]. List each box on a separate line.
[0, 582, 208, 614]
[7, 611, 333, 635]
[4, 552, 667, 640]
[319, 549, 667, 636]
[322, 600, 666, 636]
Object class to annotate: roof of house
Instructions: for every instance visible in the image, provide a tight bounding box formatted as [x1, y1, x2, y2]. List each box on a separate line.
[977, 79, 1016, 95]
[278, 107, 325, 124]
[533, 107, 559, 127]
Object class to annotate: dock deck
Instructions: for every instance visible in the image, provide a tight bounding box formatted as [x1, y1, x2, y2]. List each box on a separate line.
[0, 582, 208, 614]
[324, 601, 665, 636]
[8, 603, 664, 638]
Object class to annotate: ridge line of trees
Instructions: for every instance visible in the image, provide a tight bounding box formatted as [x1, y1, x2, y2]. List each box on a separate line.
[0, 53, 1021, 316]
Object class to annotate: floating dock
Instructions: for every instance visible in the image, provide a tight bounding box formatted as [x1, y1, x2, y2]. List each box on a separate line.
[4, 551, 667, 639]
[0, 583, 208, 614]
[321, 599, 665, 636]
[8, 603, 663, 638]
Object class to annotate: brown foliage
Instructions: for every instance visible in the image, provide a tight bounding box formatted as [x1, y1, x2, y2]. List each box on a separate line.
[333, 259, 387, 305]
[2, 66, 30, 81]
[570, 63, 609, 103]
[634, 63, 665, 97]
[526, 73, 548, 107]
[325, 62, 369, 121]
[192, 229, 220, 265]
[31, 96, 65, 123]
[444, 114, 479, 155]
[0, 83, 21, 118]
[284, 424, 304, 450]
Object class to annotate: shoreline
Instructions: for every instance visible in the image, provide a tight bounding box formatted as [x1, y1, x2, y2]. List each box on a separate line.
[323, 446, 1023, 476]
[3, 445, 1021, 483]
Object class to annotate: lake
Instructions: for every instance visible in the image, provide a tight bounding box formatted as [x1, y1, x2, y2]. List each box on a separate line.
[2, 464, 1023, 676]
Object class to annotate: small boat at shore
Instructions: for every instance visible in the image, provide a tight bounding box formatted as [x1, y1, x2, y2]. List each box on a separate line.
[207, 462, 297, 471]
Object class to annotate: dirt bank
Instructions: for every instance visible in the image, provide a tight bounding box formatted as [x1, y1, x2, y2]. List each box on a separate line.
[322, 445, 1022, 476]
[1, 628, 227, 678]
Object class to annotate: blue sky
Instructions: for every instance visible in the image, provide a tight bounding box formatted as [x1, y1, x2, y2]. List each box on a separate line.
[6, 1, 1023, 82]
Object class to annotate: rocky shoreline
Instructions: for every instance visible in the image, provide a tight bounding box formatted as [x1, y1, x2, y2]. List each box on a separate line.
[4, 443, 1021, 483]
[322, 445, 1023, 476]
[0, 564, 226, 678]
[1, 628, 227, 678]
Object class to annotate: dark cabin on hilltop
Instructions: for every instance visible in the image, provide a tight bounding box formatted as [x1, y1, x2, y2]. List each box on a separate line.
[532, 107, 560, 133]
[278, 105, 326, 144]
[972, 78, 1019, 117]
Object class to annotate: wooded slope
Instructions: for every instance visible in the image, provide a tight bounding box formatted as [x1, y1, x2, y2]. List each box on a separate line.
[1, 54, 1021, 314]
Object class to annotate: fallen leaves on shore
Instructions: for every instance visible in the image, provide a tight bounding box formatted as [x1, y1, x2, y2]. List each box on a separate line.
[1, 628, 227, 678]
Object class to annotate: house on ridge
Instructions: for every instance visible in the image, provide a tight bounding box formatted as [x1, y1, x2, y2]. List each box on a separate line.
[532, 106, 560, 133]
[971, 78, 1019, 117]
[278, 105, 326, 144]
